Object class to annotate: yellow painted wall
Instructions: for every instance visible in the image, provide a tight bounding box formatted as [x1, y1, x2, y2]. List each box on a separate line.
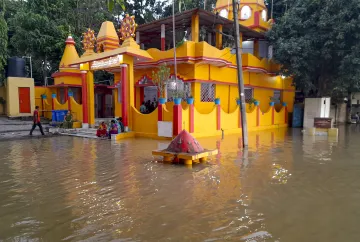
[132, 106, 158, 136]
[193, 107, 217, 134]
[6, 77, 35, 117]
[43, 100, 52, 119]
[113, 88, 122, 118]
[54, 76, 82, 86]
[53, 98, 68, 110]
[70, 97, 83, 122]
[220, 108, 239, 131]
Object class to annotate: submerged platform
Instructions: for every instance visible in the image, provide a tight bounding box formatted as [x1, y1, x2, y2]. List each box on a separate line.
[152, 149, 218, 165]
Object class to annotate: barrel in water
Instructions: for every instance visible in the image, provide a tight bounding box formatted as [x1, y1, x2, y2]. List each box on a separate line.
[7, 57, 26, 77]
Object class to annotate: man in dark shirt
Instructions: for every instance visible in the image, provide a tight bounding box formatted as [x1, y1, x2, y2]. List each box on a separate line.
[30, 106, 45, 135]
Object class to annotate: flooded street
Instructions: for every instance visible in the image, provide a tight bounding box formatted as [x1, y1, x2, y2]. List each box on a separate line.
[1, 126, 360, 241]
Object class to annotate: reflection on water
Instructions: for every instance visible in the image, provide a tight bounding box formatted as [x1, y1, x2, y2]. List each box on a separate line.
[1, 126, 360, 241]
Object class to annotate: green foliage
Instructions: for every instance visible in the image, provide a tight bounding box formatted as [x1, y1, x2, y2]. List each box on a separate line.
[0, 10, 7, 86]
[267, 0, 360, 97]
[152, 64, 170, 97]
[107, 0, 125, 12]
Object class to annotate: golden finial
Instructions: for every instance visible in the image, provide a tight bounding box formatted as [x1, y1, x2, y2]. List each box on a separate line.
[119, 15, 137, 41]
[82, 28, 96, 52]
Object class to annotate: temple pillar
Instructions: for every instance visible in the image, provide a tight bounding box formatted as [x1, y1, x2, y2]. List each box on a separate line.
[161, 24, 165, 51]
[123, 55, 135, 131]
[191, 13, 199, 42]
[121, 65, 129, 129]
[216, 24, 223, 49]
[87, 70, 95, 127]
[81, 71, 89, 127]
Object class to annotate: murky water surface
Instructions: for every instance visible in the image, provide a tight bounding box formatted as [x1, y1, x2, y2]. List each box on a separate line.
[1, 127, 360, 241]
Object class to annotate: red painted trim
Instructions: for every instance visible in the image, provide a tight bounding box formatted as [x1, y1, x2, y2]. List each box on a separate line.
[256, 106, 260, 126]
[158, 104, 163, 121]
[140, 87, 144, 104]
[65, 38, 75, 45]
[161, 38, 165, 51]
[285, 106, 288, 124]
[271, 106, 275, 125]
[121, 66, 129, 127]
[52, 97, 55, 110]
[46, 83, 82, 88]
[254, 11, 260, 26]
[64, 87, 69, 102]
[216, 105, 221, 130]
[173, 104, 182, 136]
[52, 72, 82, 78]
[81, 72, 88, 123]
[189, 104, 194, 133]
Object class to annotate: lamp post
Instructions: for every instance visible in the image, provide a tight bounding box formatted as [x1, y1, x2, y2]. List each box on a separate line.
[22, 56, 32, 79]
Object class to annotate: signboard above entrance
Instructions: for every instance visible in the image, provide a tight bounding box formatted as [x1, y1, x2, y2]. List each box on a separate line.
[91, 55, 123, 70]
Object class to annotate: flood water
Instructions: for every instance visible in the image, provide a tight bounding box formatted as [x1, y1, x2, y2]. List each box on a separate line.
[1, 126, 360, 241]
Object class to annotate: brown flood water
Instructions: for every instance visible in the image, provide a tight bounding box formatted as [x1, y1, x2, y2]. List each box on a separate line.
[1, 126, 360, 241]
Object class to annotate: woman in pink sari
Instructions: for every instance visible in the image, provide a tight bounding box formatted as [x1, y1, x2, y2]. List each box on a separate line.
[108, 120, 118, 139]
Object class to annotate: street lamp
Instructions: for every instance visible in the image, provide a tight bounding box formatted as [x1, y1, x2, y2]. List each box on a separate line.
[22, 56, 33, 79]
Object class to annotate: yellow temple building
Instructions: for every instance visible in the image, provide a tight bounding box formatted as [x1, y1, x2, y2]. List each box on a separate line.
[2, 0, 295, 139]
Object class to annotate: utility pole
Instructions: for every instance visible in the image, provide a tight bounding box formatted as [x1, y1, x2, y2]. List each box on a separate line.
[172, 0, 178, 89]
[232, 0, 248, 148]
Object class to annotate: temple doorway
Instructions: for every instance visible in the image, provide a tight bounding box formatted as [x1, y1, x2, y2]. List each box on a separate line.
[95, 85, 114, 118]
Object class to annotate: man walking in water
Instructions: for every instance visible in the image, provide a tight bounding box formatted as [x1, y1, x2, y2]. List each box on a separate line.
[30, 106, 45, 136]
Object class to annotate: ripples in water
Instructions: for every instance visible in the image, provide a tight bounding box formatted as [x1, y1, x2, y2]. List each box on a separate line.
[1, 127, 360, 241]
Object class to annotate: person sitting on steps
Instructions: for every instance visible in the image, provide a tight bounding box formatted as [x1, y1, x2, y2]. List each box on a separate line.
[63, 111, 73, 129]
[117, 117, 125, 133]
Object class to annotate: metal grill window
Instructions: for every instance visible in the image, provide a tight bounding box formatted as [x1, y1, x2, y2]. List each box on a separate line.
[166, 82, 191, 102]
[245, 88, 254, 103]
[201, 83, 215, 102]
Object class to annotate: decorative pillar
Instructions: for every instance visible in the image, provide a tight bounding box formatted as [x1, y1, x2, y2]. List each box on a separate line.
[173, 103, 182, 136]
[136, 31, 140, 44]
[51, 93, 56, 110]
[81, 71, 89, 127]
[256, 102, 260, 127]
[216, 24, 223, 49]
[161, 24, 165, 51]
[283, 102, 288, 124]
[87, 71, 95, 127]
[41, 94, 46, 117]
[270, 102, 275, 125]
[121, 65, 129, 129]
[191, 13, 199, 42]
[189, 104, 194, 133]
[216, 101, 221, 130]
[158, 103, 163, 121]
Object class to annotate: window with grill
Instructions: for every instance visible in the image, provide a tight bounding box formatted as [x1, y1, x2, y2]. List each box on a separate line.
[167, 82, 191, 102]
[201, 83, 215, 102]
[244, 88, 254, 103]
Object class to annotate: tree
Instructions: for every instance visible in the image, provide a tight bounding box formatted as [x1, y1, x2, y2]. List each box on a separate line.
[0, 3, 8, 86]
[267, 0, 360, 99]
